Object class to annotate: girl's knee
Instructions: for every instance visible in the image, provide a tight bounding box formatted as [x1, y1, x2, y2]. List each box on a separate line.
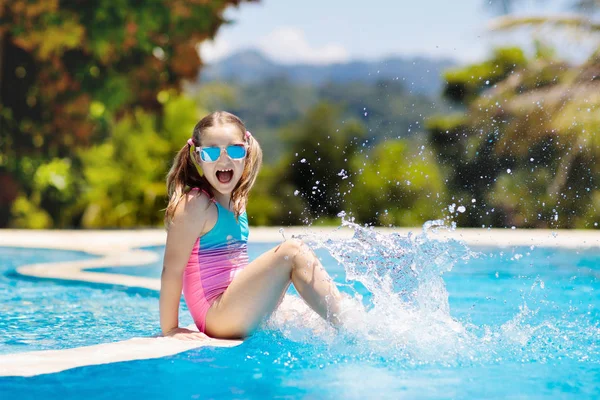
[277, 239, 305, 263]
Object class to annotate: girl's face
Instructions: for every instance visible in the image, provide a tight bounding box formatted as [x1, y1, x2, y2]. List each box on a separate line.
[197, 123, 247, 195]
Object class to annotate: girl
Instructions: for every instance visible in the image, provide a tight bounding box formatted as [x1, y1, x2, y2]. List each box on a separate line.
[160, 111, 344, 340]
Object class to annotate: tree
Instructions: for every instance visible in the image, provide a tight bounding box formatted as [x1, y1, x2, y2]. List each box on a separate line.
[76, 94, 201, 228]
[428, 45, 600, 228]
[0, 0, 255, 227]
[481, 0, 600, 227]
[348, 138, 446, 227]
[282, 102, 367, 220]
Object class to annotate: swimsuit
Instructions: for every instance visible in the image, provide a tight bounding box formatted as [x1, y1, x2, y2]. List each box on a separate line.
[182, 188, 249, 333]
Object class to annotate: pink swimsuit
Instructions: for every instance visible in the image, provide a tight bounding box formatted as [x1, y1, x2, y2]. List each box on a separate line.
[182, 190, 249, 333]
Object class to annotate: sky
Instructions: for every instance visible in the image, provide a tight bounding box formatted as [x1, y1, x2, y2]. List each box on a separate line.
[199, 0, 594, 65]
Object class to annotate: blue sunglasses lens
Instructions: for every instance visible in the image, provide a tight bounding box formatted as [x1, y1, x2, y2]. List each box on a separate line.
[200, 147, 221, 162]
[226, 145, 247, 159]
[199, 145, 246, 162]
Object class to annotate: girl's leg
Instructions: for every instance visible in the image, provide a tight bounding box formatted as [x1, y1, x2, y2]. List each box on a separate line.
[204, 239, 343, 339]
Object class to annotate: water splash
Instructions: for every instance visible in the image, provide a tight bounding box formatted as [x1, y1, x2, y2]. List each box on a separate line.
[262, 218, 600, 367]
[264, 218, 475, 362]
[300, 217, 473, 312]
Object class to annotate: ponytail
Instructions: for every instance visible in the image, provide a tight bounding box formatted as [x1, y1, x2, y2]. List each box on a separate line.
[164, 140, 212, 228]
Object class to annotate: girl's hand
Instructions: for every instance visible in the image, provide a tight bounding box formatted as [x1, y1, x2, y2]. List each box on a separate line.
[163, 327, 209, 341]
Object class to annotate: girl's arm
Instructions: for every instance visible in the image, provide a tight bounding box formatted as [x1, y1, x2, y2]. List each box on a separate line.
[160, 194, 209, 339]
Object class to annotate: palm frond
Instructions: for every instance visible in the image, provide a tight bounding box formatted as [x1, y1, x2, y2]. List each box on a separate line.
[489, 14, 600, 32]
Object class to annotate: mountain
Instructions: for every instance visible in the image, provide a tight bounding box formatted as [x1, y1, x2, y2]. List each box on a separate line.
[199, 49, 457, 97]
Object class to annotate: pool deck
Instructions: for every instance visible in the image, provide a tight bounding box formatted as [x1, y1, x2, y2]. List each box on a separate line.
[0, 226, 598, 377]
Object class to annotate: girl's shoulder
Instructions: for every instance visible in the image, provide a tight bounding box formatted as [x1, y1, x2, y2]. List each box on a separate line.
[169, 188, 218, 238]
[173, 188, 216, 220]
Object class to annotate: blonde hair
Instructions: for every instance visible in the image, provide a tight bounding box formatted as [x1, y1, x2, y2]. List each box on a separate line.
[164, 111, 262, 228]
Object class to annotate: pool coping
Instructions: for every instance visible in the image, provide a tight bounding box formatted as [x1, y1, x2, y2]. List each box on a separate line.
[0, 227, 599, 377]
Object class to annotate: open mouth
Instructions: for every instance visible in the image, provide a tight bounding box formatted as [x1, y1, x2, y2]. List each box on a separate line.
[216, 169, 234, 184]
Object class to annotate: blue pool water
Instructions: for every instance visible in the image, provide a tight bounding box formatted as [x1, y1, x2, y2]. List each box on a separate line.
[0, 247, 191, 354]
[1, 226, 599, 399]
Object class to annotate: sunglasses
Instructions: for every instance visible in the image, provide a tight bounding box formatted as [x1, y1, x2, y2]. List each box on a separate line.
[195, 144, 247, 163]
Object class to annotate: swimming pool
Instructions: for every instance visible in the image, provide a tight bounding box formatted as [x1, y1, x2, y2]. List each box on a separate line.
[0, 247, 195, 355]
[1, 228, 599, 399]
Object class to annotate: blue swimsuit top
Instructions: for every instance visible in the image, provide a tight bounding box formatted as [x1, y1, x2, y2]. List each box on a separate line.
[199, 200, 249, 250]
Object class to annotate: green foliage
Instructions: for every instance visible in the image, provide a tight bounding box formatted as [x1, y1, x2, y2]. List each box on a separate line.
[577, 190, 600, 229]
[161, 93, 205, 145]
[245, 163, 306, 226]
[8, 157, 80, 228]
[2, 0, 247, 156]
[4, 6, 599, 232]
[443, 47, 526, 103]
[425, 113, 471, 165]
[348, 139, 446, 226]
[430, 45, 600, 228]
[487, 169, 557, 228]
[283, 102, 367, 220]
[0, 0, 251, 227]
[9, 195, 53, 229]
[242, 100, 447, 227]
[487, 158, 597, 229]
[33, 158, 76, 202]
[7, 92, 204, 229]
[77, 94, 200, 228]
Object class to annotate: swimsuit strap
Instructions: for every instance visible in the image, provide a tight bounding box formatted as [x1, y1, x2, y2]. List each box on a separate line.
[189, 187, 216, 203]
[189, 186, 245, 215]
